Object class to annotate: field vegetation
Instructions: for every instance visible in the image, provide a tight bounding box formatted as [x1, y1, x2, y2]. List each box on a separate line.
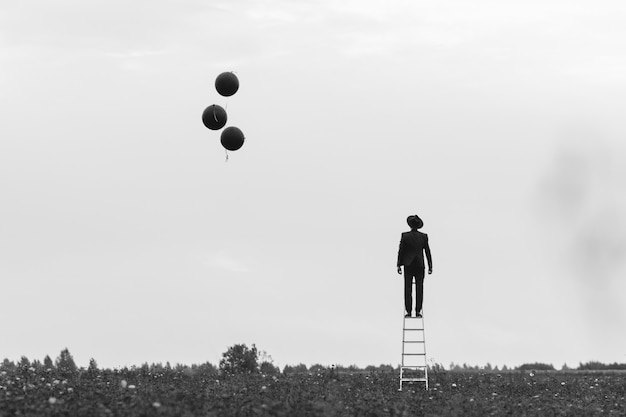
[1, 346, 625, 416]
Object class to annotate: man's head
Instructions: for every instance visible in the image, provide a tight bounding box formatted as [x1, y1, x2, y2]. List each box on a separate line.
[407, 215, 423, 230]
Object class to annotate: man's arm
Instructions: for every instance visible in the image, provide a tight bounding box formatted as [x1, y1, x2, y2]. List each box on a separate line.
[425, 234, 433, 274]
[397, 235, 404, 274]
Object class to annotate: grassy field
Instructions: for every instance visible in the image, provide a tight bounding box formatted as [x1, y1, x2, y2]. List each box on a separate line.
[1, 365, 625, 416]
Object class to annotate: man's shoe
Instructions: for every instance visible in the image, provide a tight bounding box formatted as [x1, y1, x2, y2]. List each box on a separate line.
[416, 312, 423, 318]
[405, 313, 412, 318]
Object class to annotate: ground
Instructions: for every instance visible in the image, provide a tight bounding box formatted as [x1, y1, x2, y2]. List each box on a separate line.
[1, 366, 625, 416]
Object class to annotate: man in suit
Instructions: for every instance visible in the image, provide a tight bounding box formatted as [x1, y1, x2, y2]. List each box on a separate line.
[397, 215, 433, 318]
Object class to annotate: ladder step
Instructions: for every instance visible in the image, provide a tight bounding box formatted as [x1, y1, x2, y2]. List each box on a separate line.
[403, 329, 424, 331]
[401, 366, 427, 369]
[402, 341, 424, 343]
[403, 353, 426, 356]
[401, 378, 427, 382]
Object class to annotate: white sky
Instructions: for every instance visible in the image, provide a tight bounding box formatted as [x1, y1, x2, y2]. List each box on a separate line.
[1, 0, 626, 370]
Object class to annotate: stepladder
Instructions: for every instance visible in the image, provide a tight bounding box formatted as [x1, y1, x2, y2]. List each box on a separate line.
[399, 313, 428, 391]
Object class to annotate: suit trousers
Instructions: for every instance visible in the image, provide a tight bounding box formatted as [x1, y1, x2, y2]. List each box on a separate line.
[404, 263, 425, 314]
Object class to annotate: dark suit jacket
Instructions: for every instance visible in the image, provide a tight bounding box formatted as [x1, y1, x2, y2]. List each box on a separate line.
[397, 230, 432, 270]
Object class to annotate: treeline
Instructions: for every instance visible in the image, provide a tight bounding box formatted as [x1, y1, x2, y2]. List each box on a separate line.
[0, 347, 394, 377]
[576, 361, 626, 371]
[3, 346, 625, 376]
[283, 364, 395, 374]
[448, 361, 626, 372]
[0, 348, 219, 377]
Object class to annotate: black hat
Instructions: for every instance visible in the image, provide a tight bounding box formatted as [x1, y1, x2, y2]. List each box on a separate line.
[407, 215, 423, 229]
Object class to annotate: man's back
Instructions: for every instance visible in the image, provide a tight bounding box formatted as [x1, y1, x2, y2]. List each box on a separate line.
[397, 230, 431, 270]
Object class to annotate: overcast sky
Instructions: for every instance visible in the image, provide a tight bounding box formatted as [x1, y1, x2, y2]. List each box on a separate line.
[2, 0, 626, 370]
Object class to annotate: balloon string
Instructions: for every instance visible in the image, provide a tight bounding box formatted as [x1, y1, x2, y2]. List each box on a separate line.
[225, 149, 229, 162]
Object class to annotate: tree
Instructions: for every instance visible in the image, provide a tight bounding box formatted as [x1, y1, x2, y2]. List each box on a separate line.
[1, 358, 16, 371]
[377, 364, 395, 373]
[449, 362, 462, 371]
[517, 362, 554, 371]
[219, 344, 259, 375]
[88, 358, 99, 373]
[19, 356, 31, 368]
[260, 361, 280, 375]
[55, 348, 77, 376]
[283, 363, 307, 374]
[258, 350, 279, 375]
[309, 364, 326, 373]
[196, 362, 218, 375]
[43, 355, 54, 369]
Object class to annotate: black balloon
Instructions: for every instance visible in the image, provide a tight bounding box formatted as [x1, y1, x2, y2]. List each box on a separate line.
[215, 72, 239, 97]
[221, 126, 245, 151]
[201, 105, 227, 130]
